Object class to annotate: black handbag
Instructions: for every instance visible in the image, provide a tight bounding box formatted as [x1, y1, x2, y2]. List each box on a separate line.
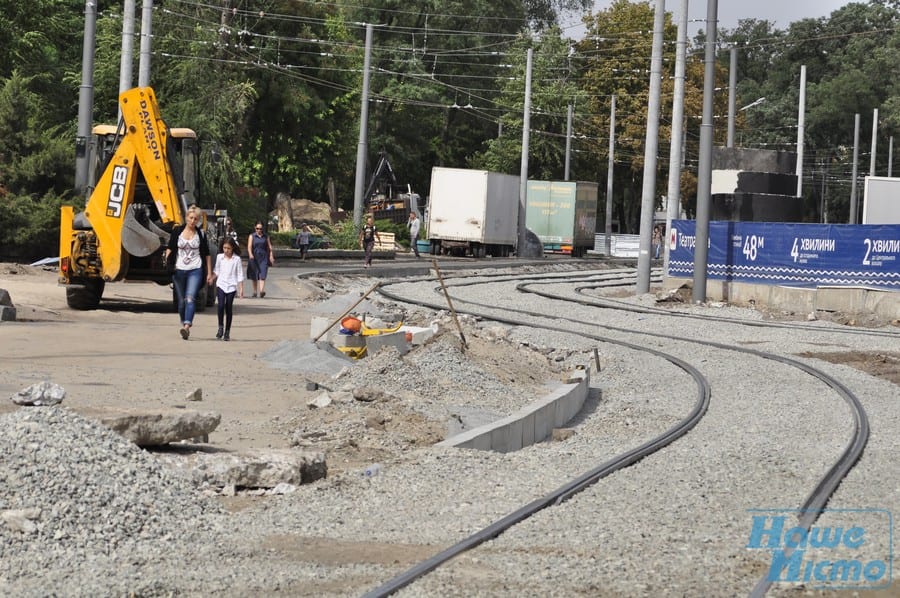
[165, 251, 177, 273]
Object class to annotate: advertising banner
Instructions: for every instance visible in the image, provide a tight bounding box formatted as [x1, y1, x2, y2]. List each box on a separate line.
[667, 221, 900, 290]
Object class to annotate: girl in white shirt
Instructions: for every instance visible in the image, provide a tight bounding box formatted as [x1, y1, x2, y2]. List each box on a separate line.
[212, 238, 244, 341]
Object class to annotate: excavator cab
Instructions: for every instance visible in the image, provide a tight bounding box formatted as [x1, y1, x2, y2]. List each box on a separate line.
[87, 124, 200, 219]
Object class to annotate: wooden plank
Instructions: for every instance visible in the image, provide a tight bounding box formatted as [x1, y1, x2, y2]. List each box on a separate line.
[374, 232, 395, 251]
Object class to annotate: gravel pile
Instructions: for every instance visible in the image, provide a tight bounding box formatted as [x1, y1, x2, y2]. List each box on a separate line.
[2, 266, 898, 596]
[0, 407, 232, 595]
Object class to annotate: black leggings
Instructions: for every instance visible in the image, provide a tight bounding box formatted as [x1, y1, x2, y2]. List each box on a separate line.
[216, 288, 236, 330]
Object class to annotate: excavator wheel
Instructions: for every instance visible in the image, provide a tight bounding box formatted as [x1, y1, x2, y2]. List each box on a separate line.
[66, 280, 105, 310]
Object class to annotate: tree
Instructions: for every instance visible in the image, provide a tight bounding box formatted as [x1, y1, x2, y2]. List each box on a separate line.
[474, 28, 586, 181]
[0, 73, 73, 258]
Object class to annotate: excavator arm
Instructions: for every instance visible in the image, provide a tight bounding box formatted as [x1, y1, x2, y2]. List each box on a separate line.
[81, 87, 186, 281]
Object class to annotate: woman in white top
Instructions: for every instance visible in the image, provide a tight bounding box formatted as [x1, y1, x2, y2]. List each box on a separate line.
[212, 237, 244, 341]
[164, 206, 213, 340]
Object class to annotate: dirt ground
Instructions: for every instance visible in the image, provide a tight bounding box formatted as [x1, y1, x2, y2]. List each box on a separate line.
[0, 261, 565, 480]
[1, 261, 897, 482]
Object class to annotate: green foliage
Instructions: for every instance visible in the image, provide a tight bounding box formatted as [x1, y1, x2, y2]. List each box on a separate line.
[0, 72, 76, 258]
[375, 218, 411, 245]
[268, 231, 296, 248]
[474, 28, 585, 180]
[0, 191, 66, 259]
[3, 0, 900, 255]
[321, 218, 361, 250]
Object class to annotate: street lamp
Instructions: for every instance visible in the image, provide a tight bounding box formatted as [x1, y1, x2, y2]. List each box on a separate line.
[740, 97, 766, 111]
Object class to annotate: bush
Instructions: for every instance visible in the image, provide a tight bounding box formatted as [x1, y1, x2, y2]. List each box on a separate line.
[375, 218, 411, 246]
[321, 219, 360, 250]
[0, 192, 68, 261]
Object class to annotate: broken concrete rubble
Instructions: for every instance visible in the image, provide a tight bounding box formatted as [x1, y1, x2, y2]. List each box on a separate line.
[162, 449, 327, 489]
[94, 408, 222, 447]
[0, 288, 15, 321]
[9, 381, 66, 406]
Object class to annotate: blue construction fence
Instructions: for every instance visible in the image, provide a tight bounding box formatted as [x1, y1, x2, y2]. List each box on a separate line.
[667, 221, 900, 290]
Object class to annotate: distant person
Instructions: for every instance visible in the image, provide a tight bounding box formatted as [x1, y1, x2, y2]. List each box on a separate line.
[295, 223, 311, 261]
[219, 217, 239, 253]
[652, 225, 662, 259]
[358, 215, 381, 269]
[247, 221, 274, 298]
[212, 237, 244, 341]
[407, 211, 421, 258]
[164, 205, 213, 340]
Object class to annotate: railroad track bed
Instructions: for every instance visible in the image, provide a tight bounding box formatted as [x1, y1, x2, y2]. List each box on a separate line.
[2, 264, 897, 596]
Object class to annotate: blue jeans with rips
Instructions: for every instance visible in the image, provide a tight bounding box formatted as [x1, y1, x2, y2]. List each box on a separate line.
[173, 267, 203, 326]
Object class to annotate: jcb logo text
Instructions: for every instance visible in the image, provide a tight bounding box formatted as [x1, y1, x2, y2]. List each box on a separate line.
[106, 165, 129, 217]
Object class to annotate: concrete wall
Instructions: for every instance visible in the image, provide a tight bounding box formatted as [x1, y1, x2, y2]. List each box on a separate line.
[665, 277, 900, 321]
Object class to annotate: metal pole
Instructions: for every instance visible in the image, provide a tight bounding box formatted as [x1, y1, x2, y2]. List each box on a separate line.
[727, 47, 736, 148]
[693, 0, 717, 304]
[636, 0, 666, 294]
[517, 48, 534, 256]
[138, 0, 153, 86]
[605, 95, 616, 256]
[665, 0, 688, 273]
[564, 103, 573, 181]
[870, 108, 878, 177]
[118, 0, 136, 122]
[849, 113, 860, 224]
[353, 24, 374, 228]
[889, 136, 894, 177]
[820, 159, 827, 223]
[797, 65, 806, 197]
[75, 0, 98, 194]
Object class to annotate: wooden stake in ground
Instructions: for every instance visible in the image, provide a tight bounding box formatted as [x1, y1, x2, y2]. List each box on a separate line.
[312, 282, 381, 343]
[431, 259, 468, 351]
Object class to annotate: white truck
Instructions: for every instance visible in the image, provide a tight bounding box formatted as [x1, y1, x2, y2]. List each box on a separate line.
[863, 176, 900, 223]
[426, 167, 520, 257]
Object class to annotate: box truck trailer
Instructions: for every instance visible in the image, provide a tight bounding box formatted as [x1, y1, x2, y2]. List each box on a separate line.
[426, 167, 520, 257]
[526, 180, 598, 257]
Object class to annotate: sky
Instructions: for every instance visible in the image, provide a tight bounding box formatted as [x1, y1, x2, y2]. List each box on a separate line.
[564, 1, 856, 37]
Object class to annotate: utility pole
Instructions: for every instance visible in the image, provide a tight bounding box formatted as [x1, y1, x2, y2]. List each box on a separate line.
[665, 0, 688, 273]
[353, 24, 374, 228]
[517, 48, 534, 256]
[138, 0, 153, 86]
[75, 0, 98, 194]
[850, 113, 860, 224]
[797, 65, 806, 197]
[118, 0, 136, 122]
[870, 108, 878, 177]
[727, 47, 736, 148]
[636, 0, 666, 294]
[605, 95, 616, 257]
[693, 0, 718, 305]
[564, 103, 573, 181]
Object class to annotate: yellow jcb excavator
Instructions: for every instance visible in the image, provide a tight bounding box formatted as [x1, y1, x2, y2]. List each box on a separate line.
[59, 87, 217, 310]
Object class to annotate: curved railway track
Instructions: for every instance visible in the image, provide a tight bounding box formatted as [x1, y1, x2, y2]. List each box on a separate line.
[361, 265, 883, 597]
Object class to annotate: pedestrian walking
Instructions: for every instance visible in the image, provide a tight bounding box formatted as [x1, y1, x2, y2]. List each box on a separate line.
[295, 223, 311, 261]
[164, 205, 213, 340]
[652, 225, 662, 259]
[358, 215, 381, 268]
[407, 211, 421, 257]
[212, 237, 244, 341]
[247, 221, 274, 297]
